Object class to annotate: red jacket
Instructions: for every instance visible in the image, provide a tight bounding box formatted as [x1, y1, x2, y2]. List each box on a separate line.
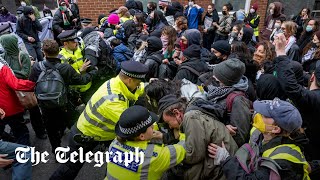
[0, 64, 35, 117]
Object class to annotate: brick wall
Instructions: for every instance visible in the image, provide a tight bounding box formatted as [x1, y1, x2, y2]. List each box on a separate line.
[250, 0, 269, 31]
[77, 0, 126, 24]
[77, 0, 212, 25]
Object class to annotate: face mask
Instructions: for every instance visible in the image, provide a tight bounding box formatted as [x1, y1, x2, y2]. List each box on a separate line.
[21, 2, 27, 6]
[188, 2, 194, 7]
[44, 13, 51, 17]
[252, 113, 277, 133]
[274, 23, 281, 29]
[60, 5, 67, 11]
[250, 8, 255, 13]
[306, 25, 313, 32]
[270, 9, 274, 15]
[237, 35, 243, 41]
[230, 32, 238, 38]
[159, 6, 164, 10]
[147, 8, 152, 14]
[179, 41, 188, 52]
[222, 11, 227, 15]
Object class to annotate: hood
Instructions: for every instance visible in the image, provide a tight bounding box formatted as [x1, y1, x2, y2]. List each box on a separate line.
[186, 97, 225, 119]
[242, 27, 254, 44]
[183, 29, 201, 46]
[23, 6, 34, 16]
[147, 36, 163, 54]
[256, 74, 286, 101]
[273, 2, 283, 18]
[0, 34, 19, 56]
[232, 76, 249, 92]
[153, 10, 168, 26]
[183, 44, 201, 59]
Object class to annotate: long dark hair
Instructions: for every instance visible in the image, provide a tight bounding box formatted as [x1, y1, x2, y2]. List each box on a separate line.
[300, 19, 319, 38]
[134, 13, 145, 32]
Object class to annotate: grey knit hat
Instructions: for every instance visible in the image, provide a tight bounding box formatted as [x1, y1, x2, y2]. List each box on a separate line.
[213, 58, 245, 86]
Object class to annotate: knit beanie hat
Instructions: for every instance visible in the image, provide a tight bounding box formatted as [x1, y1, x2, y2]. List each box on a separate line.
[251, 3, 258, 11]
[211, 40, 231, 56]
[108, 14, 120, 25]
[213, 58, 246, 86]
[183, 44, 201, 59]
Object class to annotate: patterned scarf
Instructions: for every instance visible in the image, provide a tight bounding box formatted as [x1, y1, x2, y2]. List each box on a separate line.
[207, 84, 234, 103]
[60, 6, 72, 26]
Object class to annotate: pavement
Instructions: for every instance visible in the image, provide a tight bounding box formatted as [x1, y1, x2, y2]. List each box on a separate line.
[0, 123, 106, 180]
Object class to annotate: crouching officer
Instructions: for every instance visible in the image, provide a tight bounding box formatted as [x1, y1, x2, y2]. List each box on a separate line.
[106, 105, 186, 179]
[50, 61, 149, 180]
[57, 29, 93, 103]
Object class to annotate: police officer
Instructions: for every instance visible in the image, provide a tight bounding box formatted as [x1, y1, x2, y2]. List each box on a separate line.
[58, 29, 93, 103]
[106, 105, 186, 179]
[51, 61, 149, 180]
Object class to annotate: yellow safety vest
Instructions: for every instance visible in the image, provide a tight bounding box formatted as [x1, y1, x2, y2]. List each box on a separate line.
[59, 47, 92, 92]
[120, 16, 133, 24]
[106, 139, 186, 180]
[262, 144, 310, 180]
[249, 15, 260, 37]
[77, 76, 145, 141]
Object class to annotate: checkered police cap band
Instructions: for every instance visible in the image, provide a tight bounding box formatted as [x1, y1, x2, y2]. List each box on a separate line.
[60, 34, 78, 41]
[119, 115, 152, 135]
[121, 69, 146, 79]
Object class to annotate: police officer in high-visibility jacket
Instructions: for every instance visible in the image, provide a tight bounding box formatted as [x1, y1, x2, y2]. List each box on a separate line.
[245, 3, 260, 41]
[57, 29, 93, 102]
[107, 105, 186, 180]
[208, 98, 311, 180]
[50, 61, 149, 180]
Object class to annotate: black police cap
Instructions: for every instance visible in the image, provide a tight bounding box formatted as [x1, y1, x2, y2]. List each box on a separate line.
[80, 18, 93, 25]
[120, 61, 148, 80]
[57, 29, 78, 42]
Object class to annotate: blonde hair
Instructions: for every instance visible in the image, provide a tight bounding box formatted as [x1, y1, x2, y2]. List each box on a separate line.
[282, 21, 297, 37]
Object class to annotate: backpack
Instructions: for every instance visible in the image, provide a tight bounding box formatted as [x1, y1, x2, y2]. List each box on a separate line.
[180, 65, 210, 85]
[235, 143, 281, 180]
[35, 61, 67, 109]
[83, 31, 101, 57]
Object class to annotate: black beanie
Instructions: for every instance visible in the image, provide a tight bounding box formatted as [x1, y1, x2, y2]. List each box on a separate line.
[211, 40, 231, 56]
[147, 36, 163, 53]
[183, 44, 201, 59]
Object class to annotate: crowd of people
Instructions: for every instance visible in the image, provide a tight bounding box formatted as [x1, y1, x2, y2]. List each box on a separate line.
[0, 0, 320, 179]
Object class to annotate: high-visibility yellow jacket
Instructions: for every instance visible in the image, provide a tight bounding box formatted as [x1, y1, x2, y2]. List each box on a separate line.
[106, 139, 186, 180]
[58, 46, 92, 92]
[77, 76, 145, 141]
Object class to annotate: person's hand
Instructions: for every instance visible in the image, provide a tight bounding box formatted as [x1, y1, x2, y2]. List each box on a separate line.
[195, 4, 201, 9]
[273, 33, 286, 56]
[174, 58, 182, 65]
[203, 29, 208, 33]
[152, 131, 163, 140]
[30, 60, 36, 67]
[173, 128, 180, 139]
[29, 14, 36, 21]
[79, 59, 91, 73]
[212, 22, 218, 27]
[208, 142, 230, 165]
[0, 154, 14, 168]
[162, 59, 169, 64]
[72, 18, 77, 23]
[115, 25, 121, 29]
[27, 36, 35, 42]
[184, 5, 188, 9]
[149, 78, 158, 83]
[0, 108, 5, 119]
[302, 14, 309, 20]
[226, 125, 237, 136]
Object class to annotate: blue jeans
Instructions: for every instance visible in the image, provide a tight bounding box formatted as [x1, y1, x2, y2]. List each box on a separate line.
[0, 141, 32, 180]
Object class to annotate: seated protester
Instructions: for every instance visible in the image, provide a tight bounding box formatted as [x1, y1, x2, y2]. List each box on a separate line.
[174, 16, 188, 38]
[29, 39, 97, 153]
[110, 38, 133, 73]
[106, 105, 186, 179]
[211, 40, 231, 64]
[174, 44, 208, 84]
[146, 10, 169, 33]
[206, 58, 251, 147]
[281, 21, 301, 62]
[100, 14, 125, 40]
[208, 98, 310, 180]
[0, 57, 35, 146]
[274, 33, 320, 164]
[132, 34, 148, 62]
[228, 24, 242, 44]
[43, 6, 53, 17]
[146, 1, 157, 15]
[0, 6, 17, 23]
[116, 6, 132, 24]
[252, 41, 276, 80]
[159, 94, 238, 180]
[159, 26, 178, 79]
[270, 17, 286, 43]
[298, 19, 319, 52]
[301, 30, 320, 73]
[143, 36, 164, 80]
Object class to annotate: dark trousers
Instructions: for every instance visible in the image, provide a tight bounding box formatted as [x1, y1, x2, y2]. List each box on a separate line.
[50, 125, 111, 180]
[203, 32, 215, 51]
[29, 106, 46, 137]
[25, 42, 43, 62]
[0, 112, 30, 146]
[41, 107, 67, 153]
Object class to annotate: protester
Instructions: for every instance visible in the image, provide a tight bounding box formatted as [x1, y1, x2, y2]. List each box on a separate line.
[245, 3, 260, 41]
[292, 8, 310, 40]
[0, 6, 17, 23]
[143, 36, 163, 80]
[301, 30, 320, 73]
[298, 19, 319, 52]
[174, 16, 188, 38]
[202, 3, 219, 50]
[184, 0, 204, 29]
[213, 3, 233, 41]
